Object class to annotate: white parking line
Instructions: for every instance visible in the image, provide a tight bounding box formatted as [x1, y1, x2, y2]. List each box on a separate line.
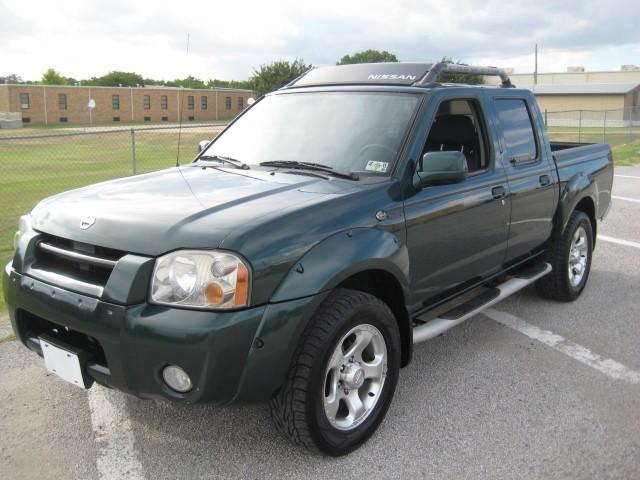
[612, 195, 640, 204]
[88, 386, 145, 480]
[484, 308, 640, 385]
[615, 174, 640, 180]
[598, 234, 640, 249]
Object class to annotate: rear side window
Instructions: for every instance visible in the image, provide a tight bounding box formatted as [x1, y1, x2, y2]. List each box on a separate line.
[495, 99, 538, 162]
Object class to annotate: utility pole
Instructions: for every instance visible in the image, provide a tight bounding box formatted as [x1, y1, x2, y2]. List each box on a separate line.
[534, 44, 538, 86]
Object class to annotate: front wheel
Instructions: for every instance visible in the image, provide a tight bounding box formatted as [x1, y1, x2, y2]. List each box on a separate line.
[269, 288, 401, 456]
[536, 210, 594, 301]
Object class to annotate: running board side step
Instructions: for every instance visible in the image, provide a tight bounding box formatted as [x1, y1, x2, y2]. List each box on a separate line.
[412, 262, 552, 344]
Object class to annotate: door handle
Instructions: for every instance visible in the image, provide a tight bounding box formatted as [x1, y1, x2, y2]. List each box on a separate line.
[539, 174, 551, 187]
[491, 185, 507, 199]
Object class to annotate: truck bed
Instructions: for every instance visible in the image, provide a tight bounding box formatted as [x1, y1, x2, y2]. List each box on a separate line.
[551, 142, 614, 221]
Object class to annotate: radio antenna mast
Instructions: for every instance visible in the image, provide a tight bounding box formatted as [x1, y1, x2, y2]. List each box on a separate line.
[176, 33, 190, 167]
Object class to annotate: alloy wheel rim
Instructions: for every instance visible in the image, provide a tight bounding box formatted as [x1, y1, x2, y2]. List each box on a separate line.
[323, 324, 388, 431]
[568, 226, 588, 287]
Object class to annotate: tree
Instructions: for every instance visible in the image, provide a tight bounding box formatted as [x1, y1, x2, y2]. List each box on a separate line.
[337, 49, 398, 65]
[85, 71, 145, 87]
[41, 68, 69, 85]
[437, 57, 484, 85]
[250, 58, 312, 97]
[0, 74, 24, 84]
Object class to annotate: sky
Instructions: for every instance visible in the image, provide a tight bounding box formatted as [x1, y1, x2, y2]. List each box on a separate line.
[1, 0, 639, 82]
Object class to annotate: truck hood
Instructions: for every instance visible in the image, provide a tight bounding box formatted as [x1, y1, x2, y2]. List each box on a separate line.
[31, 165, 346, 256]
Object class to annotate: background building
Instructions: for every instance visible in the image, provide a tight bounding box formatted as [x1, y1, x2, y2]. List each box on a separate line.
[0, 84, 254, 126]
[486, 67, 640, 125]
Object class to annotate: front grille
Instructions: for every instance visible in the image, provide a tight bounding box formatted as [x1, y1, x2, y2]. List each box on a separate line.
[35, 234, 127, 287]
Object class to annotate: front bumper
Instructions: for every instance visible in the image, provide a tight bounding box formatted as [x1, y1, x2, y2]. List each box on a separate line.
[3, 262, 324, 405]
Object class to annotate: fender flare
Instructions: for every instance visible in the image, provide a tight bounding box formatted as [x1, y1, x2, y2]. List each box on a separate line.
[270, 227, 410, 303]
[554, 172, 597, 238]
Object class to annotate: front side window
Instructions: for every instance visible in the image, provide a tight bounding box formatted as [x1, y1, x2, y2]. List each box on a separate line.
[202, 92, 420, 175]
[143, 95, 151, 110]
[20, 93, 30, 109]
[161, 95, 168, 110]
[238, 97, 244, 109]
[187, 95, 194, 110]
[112, 95, 120, 110]
[423, 99, 488, 173]
[225, 96, 232, 110]
[494, 98, 538, 162]
[201, 96, 207, 110]
[58, 93, 67, 110]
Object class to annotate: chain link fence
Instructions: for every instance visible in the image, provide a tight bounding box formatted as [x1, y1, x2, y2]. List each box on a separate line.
[0, 122, 226, 279]
[544, 106, 640, 145]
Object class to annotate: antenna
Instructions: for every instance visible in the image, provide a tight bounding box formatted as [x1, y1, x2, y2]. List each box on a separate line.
[176, 33, 190, 167]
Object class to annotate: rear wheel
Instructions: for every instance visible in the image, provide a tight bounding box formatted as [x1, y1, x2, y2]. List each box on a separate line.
[536, 210, 593, 301]
[269, 288, 401, 456]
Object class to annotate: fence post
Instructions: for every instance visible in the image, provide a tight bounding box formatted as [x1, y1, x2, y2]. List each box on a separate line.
[130, 128, 137, 175]
[603, 110, 607, 143]
[578, 110, 582, 143]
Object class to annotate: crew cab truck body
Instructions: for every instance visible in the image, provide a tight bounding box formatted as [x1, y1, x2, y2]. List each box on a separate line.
[3, 62, 613, 456]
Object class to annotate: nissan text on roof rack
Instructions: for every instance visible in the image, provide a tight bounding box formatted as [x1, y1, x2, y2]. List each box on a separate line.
[4, 62, 613, 456]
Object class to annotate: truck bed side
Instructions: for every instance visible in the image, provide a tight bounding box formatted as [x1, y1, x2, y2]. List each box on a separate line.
[551, 142, 614, 236]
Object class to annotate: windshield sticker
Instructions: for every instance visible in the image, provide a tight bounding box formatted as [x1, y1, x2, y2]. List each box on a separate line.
[365, 161, 389, 173]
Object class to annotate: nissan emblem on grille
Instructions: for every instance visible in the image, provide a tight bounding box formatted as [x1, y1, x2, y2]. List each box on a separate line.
[79, 216, 96, 230]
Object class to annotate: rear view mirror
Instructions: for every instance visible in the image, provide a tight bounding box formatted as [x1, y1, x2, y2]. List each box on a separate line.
[413, 151, 468, 189]
[197, 140, 210, 153]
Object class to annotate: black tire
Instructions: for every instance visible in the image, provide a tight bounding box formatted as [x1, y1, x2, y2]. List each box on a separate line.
[269, 288, 401, 456]
[536, 210, 593, 301]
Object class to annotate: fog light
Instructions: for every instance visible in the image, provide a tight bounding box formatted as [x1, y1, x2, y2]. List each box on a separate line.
[162, 365, 192, 393]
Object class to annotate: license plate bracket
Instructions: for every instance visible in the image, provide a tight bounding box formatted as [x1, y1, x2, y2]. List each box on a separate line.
[40, 335, 92, 389]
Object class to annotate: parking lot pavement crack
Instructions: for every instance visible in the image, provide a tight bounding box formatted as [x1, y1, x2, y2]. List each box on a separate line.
[484, 308, 640, 385]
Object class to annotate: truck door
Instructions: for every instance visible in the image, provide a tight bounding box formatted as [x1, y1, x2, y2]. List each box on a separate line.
[404, 96, 510, 304]
[492, 97, 556, 262]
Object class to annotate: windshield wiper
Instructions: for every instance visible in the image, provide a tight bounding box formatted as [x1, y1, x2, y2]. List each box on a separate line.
[259, 161, 359, 180]
[199, 155, 250, 170]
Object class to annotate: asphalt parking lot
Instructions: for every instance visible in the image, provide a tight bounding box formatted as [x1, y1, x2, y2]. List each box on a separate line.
[1, 165, 639, 480]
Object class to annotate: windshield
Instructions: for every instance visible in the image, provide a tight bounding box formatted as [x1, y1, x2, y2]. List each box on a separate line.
[200, 92, 421, 175]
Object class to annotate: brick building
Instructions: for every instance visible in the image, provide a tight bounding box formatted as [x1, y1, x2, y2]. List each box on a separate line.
[0, 84, 254, 125]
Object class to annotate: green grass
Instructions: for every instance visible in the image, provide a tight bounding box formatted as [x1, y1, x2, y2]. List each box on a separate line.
[1, 128, 639, 313]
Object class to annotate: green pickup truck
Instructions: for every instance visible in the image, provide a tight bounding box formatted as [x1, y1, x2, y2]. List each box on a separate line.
[4, 62, 613, 456]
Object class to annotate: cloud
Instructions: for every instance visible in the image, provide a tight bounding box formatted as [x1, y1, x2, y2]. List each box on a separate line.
[0, 0, 638, 81]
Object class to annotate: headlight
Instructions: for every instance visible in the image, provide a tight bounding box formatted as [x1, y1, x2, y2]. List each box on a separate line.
[13, 214, 33, 250]
[150, 250, 251, 309]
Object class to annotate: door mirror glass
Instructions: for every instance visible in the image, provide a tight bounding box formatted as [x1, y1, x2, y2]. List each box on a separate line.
[413, 151, 468, 189]
[197, 140, 210, 153]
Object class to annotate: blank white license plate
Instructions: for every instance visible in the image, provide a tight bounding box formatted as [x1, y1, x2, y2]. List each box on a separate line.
[40, 338, 89, 388]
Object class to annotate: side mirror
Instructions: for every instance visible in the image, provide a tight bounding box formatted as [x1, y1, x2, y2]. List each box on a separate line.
[413, 151, 468, 189]
[197, 140, 210, 153]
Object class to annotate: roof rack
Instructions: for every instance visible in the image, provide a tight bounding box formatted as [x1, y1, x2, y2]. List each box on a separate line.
[416, 63, 514, 88]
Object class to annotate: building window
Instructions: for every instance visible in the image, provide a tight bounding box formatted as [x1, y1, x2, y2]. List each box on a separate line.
[113, 117, 120, 122]
[162, 116, 168, 121]
[144, 116, 151, 122]
[20, 93, 30, 109]
[23, 117, 31, 123]
[112, 95, 120, 110]
[238, 97, 244, 109]
[58, 93, 67, 110]
[188, 116, 194, 121]
[59, 117, 68, 123]
[225, 96, 232, 110]
[187, 95, 194, 110]
[143, 95, 150, 110]
[201, 96, 207, 110]
[161, 95, 168, 110]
